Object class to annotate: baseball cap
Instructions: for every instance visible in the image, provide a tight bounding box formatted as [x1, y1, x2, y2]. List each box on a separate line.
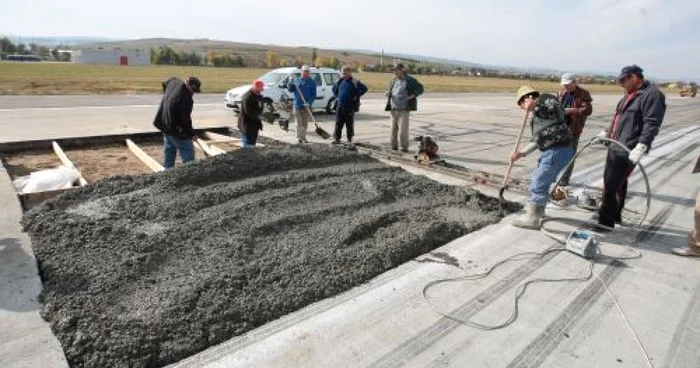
[186, 77, 201, 93]
[301, 65, 310, 71]
[392, 63, 405, 71]
[253, 80, 265, 89]
[560, 73, 575, 85]
[617, 65, 644, 81]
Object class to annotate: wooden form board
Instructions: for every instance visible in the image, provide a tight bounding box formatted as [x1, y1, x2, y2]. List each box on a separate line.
[196, 138, 226, 156]
[202, 131, 265, 147]
[51, 141, 89, 186]
[126, 139, 165, 172]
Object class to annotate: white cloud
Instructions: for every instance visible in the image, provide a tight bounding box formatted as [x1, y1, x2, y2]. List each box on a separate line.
[1, 0, 698, 78]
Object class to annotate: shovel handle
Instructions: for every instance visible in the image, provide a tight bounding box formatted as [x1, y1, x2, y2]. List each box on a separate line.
[290, 79, 318, 127]
[502, 110, 531, 187]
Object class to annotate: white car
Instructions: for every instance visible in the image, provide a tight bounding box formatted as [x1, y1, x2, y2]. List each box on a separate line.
[224, 67, 341, 115]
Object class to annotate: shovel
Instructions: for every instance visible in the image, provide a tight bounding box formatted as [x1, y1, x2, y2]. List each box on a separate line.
[291, 79, 331, 140]
[499, 110, 531, 202]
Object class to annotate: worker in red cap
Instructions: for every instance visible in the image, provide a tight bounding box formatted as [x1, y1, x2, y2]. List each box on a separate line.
[237, 80, 265, 147]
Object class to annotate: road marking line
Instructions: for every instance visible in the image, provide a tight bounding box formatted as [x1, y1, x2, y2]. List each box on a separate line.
[0, 103, 223, 112]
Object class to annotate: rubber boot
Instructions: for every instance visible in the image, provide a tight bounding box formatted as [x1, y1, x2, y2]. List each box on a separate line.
[512, 204, 545, 229]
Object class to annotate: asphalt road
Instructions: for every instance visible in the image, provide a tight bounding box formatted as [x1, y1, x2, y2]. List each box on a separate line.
[2, 92, 698, 180]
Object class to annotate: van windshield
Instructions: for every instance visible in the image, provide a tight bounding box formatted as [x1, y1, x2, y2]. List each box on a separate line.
[259, 72, 286, 84]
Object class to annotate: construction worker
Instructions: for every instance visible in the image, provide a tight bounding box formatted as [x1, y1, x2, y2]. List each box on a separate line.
[332, 66, 368, 150]
[671, 154, 700, 257]
[153, 76, 201, 169]
[237, 80, 265, 147]
[557, 73, 593, 186]
[594, 65, 666, 229]
[510, 86, 574, 229]
[286, 65, 316, 144]
[385, 63, 424, 152]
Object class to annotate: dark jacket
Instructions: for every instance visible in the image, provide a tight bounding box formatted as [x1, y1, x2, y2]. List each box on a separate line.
[332, 77, 368, 111]
[385, 74, 424, 111]
[557, 85, 592, 137]
[237, 89, 263, 135]
[608, 81, 666, 151]
[153, 78, 195, 139]
[287, 77, 317, 109]
[530, 94, 572, 152]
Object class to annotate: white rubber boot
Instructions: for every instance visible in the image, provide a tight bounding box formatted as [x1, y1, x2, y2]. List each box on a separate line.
[512, 203, 545, 229]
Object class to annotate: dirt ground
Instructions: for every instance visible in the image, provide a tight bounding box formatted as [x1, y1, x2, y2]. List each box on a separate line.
[2, 150, 63, 179]
[64, 144, 153, 182]
[22, 144, 518, 368]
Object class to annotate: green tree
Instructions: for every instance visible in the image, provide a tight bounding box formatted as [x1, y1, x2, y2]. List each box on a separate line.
[51, 48, 59, 60]
[329, 57, 340, 69]
[311, 48, 317, 65]
[234, 55, 245, 67]
[266, 50, 278, 68]
[315, 56, 328, 67]
[0, 37, 16, 53]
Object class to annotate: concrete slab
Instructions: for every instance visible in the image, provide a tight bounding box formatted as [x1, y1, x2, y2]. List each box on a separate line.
[0, 161, 68, 368]
[173, 127, 700, 368]
[0, 93, 698, 367]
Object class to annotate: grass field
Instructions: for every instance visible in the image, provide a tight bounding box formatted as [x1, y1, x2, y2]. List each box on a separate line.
[0, 61, 629, 95]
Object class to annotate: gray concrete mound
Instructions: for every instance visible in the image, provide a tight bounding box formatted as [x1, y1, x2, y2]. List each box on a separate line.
[22, 144, 517, 368]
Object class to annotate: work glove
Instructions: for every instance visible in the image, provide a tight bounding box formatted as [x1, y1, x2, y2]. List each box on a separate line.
[628, 143, 647, 165]
[591, 130, 608, 144]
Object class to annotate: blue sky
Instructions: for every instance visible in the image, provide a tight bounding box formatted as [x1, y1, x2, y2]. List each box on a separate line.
[2, 0, 699, 79]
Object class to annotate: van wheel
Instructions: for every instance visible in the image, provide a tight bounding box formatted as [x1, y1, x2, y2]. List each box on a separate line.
[326, 97, 337, 114]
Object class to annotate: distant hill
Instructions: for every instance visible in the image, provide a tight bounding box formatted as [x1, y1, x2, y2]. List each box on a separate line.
[74, 38, 387, 69]
[3, 35, 118, 46]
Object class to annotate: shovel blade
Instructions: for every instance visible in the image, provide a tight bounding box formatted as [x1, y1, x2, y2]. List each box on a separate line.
[316, 126, 331, 140]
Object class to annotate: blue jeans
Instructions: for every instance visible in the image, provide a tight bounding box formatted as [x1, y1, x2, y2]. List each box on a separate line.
[529, 145, 574, 205]
[163, 134, 195, 169]
[241, 130, 258, 148]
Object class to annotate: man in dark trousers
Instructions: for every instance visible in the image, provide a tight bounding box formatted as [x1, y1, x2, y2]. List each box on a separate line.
[595, 65, 666, 229]
[332, 66, 368, 150]
[238, 80, 265, 147]
[153, 76, 201, 168]
[557, 73, 592, 186]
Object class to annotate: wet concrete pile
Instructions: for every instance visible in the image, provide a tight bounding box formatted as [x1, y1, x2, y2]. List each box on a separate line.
[22, 144, 516, 367]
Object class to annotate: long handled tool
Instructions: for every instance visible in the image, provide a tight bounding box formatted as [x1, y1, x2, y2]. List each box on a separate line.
[498, 110, 531, 202]
[291, 79, 331, 140]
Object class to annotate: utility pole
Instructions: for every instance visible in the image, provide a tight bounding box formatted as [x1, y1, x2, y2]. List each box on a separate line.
[380, 48, 384, 69]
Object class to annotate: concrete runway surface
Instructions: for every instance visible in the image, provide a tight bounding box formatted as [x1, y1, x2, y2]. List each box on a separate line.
[1, 92, 699, 368]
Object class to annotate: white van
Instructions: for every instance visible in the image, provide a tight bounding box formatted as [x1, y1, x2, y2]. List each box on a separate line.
[224, 67, 341, 115]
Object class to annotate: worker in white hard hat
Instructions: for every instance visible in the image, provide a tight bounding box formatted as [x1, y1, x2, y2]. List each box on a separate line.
[509, 86, 574, 229]
[557, 73, 593, 186]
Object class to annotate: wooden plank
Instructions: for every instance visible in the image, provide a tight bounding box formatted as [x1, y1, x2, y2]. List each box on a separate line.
[203, 131, 265, 147]
[51, 141, 88, 186]
[126, 139, 165, 172]
[196, 138, 226, 156]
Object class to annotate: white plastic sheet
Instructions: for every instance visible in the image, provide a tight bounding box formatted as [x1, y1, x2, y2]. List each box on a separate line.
[13, 166, 79, 194]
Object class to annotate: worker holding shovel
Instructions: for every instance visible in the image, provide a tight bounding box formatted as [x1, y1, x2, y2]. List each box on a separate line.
[509, 86, 574, 229]
[286, 65, 317, 144]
